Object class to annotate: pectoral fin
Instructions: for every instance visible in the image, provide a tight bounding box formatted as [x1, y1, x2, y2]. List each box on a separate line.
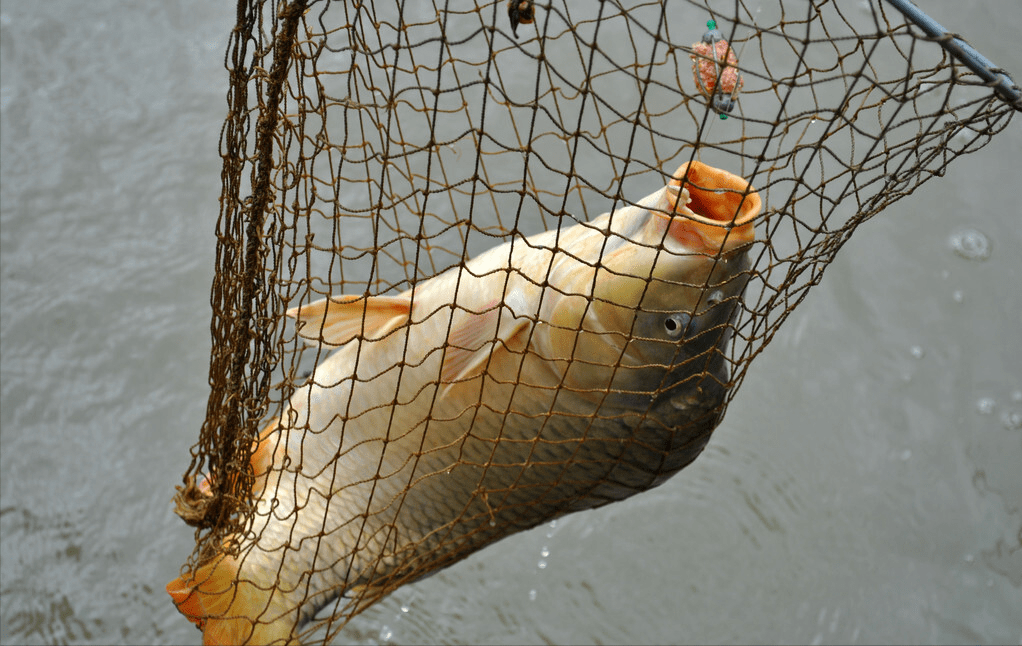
[439, 291, 533, 395]
[287, 294, 411, 347]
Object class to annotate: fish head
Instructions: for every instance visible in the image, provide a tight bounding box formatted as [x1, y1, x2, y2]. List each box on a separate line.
[548, 161, 760, 401]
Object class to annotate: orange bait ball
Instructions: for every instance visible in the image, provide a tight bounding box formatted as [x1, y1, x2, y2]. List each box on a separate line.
[691, 39, 744, 98]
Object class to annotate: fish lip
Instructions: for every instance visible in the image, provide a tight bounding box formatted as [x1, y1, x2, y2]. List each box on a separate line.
[663, 182, 752, 230]
[663, 160, 762, 229]
[651, 160, 762, 253]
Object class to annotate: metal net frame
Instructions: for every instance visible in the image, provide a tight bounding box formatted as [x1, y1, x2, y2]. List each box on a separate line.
[170, 0, 1018, 642]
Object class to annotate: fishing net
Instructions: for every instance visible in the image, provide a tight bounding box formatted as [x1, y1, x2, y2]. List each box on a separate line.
[170, 0, 1019, 642]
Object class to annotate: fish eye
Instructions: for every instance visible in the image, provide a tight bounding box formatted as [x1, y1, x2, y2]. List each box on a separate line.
[663, 312, 691, 338]
[706, 290, 725, 306]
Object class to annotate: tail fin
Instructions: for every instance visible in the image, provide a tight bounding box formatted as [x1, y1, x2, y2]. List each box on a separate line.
[167, 551, 291, 645]
[169, 421, 288, 643]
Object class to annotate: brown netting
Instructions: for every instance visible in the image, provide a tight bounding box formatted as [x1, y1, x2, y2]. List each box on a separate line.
[169, 0, 1019, 643]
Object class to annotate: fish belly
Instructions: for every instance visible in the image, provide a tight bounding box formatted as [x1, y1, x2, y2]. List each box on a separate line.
[268, 350, 729, 609]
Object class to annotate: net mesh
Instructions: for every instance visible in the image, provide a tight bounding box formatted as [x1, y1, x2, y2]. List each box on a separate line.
[170, 0, 1018, 642]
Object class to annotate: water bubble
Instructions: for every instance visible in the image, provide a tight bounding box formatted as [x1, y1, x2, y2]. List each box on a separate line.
[975, 397, 996, 415]
[909, 345, 924, 359]
[964, 553, 974, 563]
[540, 546, 550, 558]
[537, 559, 547, 569]
[400, 605, 409, 613]
[1002, 410, 1022, 430]
[379, 625, 393, 642]
[488, 518, 496, 527]
[952, 290, 964, 303]
[948, 228, 991, 260]
[1011, 391, 1022, 403]
[528, 589, 537, 601]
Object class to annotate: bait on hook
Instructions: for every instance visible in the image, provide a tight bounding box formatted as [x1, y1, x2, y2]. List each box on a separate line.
[691, 20, 744, 119]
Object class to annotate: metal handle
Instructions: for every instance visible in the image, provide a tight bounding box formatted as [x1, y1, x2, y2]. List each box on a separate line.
[885, 0, 1021, 110]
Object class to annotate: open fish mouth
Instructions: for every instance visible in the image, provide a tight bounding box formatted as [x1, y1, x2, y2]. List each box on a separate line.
[651, 160, 762, 256]
[665, 160, 761, 228]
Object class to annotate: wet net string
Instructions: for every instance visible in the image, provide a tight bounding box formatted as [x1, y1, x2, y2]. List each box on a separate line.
[169, 1, 1019, 643]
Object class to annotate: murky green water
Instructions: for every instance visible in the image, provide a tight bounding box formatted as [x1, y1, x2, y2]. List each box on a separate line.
[1, 2, 1019, 644]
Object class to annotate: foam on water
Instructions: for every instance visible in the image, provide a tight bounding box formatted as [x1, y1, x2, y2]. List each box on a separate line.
[949, 227, 993, 260]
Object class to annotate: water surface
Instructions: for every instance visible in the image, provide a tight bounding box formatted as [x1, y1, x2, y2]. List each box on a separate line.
[1, 2, 1019, 644]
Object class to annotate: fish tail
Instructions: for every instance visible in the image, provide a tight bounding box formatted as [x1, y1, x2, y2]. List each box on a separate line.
[169, 420, 287, 643]
[167, 551, 293, 645]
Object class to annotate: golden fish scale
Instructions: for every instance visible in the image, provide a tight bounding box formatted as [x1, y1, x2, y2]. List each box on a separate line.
[240, 192, 750, 622]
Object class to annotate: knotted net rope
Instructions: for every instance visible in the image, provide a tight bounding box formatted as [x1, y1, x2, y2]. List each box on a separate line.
[171, 0, 1018, 642]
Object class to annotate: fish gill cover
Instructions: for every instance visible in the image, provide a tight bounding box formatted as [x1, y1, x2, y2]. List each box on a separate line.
[167, 1, 1019, 643]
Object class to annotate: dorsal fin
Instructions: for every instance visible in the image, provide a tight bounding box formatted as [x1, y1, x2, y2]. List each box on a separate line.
[287, 294, 411, 347]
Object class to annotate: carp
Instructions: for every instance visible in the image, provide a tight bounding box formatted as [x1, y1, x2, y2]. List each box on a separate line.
[168, 160, 762, 644]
